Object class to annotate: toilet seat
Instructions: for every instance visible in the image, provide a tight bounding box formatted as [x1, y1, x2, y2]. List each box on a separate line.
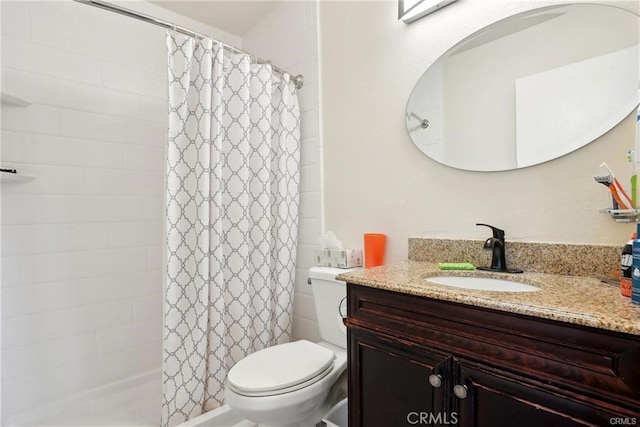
[228, 360, 335, 397]
[227, 340, 336, 397]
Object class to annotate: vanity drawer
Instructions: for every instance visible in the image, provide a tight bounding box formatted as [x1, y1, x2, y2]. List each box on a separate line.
[347, 283, 640, 412]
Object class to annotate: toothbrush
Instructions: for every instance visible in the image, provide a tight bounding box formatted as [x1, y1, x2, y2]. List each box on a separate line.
[594, 174, 628, 210]
[628, 150, 637, 209]
[600, 162, 634, 209]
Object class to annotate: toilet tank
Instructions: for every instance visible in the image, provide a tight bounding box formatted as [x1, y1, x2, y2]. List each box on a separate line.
[309, 266, 356, 349]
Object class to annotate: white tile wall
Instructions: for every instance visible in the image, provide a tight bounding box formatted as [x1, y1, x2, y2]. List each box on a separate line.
[243, 0, 323, 342]
[0, 0, 238, 419]
[1, 0, 319, 419]
[2, 35, 103, 85]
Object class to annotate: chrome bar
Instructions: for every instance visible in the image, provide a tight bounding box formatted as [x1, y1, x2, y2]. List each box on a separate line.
[73, 0, 304, 89]
[408, 112, 430, 129]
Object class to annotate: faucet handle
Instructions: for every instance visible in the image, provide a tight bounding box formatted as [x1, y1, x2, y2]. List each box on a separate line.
[475, 223, 505, 240]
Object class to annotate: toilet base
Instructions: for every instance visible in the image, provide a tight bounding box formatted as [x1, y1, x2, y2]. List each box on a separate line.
[232, 390, 333, 427]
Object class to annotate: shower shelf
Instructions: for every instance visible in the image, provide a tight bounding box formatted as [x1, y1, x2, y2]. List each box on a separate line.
[0, 173, 38, 183]
[600, 207, 640, 223]
[1, 92, 31, 107]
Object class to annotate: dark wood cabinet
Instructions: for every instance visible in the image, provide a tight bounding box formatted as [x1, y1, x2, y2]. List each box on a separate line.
[346, 283, 640, 427]
[350, 327, 452, 427]
[455, 360, 624, 427]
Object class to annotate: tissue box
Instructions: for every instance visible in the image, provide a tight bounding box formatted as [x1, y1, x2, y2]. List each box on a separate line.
[315, 248, 362, 268]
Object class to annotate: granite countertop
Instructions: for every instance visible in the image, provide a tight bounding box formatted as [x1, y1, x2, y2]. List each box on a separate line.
[337, 260, 640, 336]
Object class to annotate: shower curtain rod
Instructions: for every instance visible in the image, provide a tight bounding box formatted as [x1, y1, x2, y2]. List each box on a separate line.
[73, 0, 304, 89]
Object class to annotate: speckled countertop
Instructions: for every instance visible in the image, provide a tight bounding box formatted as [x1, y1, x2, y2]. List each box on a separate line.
[337, 261, 640, 336]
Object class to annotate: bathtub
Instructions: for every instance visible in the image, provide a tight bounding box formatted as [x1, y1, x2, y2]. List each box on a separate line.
[2, 370, 161, 426]
[3, 367, 345, 427]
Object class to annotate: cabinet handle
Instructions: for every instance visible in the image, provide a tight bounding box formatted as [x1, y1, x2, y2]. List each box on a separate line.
[428, 374, 442, 388]
[453, 384, 468, 399]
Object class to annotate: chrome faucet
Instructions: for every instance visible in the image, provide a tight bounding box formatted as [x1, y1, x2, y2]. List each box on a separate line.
[475, 223, 523, 273]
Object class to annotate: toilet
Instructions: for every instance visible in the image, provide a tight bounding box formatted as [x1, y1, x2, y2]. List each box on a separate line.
[224, 266, 353, 427]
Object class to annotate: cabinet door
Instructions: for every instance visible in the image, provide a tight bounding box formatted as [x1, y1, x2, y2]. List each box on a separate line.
[455, 359, 627, 427]
[349, 327, 452, 427]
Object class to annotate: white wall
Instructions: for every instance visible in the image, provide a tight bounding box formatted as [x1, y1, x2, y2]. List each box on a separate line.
[320, 0, 640, 264]
[243, 1, 322, 342]
[0, 0, 239, 418]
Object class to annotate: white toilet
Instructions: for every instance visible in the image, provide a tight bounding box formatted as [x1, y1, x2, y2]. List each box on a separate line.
[224, 266, 352, 427]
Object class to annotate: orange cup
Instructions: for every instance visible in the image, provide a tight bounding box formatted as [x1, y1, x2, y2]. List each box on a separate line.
[363, 233, 386, 268]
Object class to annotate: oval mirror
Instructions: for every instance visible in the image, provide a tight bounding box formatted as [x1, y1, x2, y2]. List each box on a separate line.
[406, 4, 639, 171]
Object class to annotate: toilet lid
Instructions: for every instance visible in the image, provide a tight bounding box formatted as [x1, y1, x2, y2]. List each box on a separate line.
[227, 340, 335, 394]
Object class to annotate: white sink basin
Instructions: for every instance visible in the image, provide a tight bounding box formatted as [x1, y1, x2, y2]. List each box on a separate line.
[426, 276, 541, 292]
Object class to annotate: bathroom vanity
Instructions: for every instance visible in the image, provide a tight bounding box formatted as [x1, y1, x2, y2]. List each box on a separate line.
[339, 261, 640, 427]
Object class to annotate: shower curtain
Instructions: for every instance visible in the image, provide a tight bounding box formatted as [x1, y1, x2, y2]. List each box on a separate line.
[162, 32, 301, 427]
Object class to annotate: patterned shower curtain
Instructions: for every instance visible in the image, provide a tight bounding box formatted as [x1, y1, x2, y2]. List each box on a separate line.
[161, 32, 301, 427]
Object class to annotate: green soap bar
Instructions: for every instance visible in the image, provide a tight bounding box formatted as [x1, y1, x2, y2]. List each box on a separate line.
[437, 262, 475, 270]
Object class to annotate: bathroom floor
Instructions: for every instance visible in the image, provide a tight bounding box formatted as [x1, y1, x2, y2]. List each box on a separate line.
[175, 404, 258, 427]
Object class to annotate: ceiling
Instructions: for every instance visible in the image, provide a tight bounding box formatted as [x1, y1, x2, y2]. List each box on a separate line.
[150, 1, 283, 35]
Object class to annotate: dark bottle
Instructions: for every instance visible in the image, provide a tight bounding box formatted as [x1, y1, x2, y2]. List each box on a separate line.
[632, 224, 640, 304]
[621, 232, 635, 298]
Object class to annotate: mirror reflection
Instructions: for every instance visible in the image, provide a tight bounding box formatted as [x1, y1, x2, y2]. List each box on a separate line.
[406, 4, 640, 171]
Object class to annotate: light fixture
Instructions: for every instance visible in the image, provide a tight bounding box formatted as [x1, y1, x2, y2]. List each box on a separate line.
[398, 0, 459, 24]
